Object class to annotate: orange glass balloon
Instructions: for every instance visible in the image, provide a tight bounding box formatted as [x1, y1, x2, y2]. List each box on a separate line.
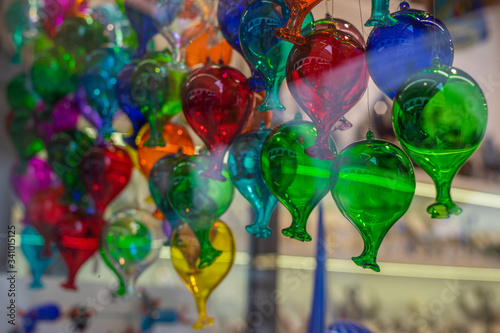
[275, 0, 321, 45]
[185, 31, 233, 68]
[137, 123, 195, 178]
[171, 221, 235, 330]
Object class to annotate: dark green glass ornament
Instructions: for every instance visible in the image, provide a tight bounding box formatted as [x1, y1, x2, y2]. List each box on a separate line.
[7, 73, 39, 117]
[393, 60, 488, 218]
[260, 114, 335, 241]
[166, 155, 234, 269]
[330, 132, 416, 272]
[47, 130, 94, 207]
[8, 112, 44, 171]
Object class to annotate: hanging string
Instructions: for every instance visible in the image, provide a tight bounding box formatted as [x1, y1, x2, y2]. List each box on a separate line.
[358, 0, 371, 132]
[325, 0, 331, 17]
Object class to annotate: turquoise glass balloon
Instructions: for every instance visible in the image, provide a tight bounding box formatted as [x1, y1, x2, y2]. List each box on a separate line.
[260, 114, 335, 241]
[239, 0, 313, 111]
[5, 0, 32, 63]
[330, 132, 416, 272]
[393, 61, 488, 218]
[167, 155, 234, 268]
[21, 226, 58, 289]
[228, 124, 278, 238]
[82, 47, 131, 139]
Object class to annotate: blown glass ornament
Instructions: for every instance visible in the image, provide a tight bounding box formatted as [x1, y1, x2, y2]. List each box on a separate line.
[367, 1, 454, 99]
[131, 55, 187, 147]
[261, 115, 335, 241]
[47, 130, 94, 206]
[217, 0, 265, 91]
[57, 211, 101, 290]
[137, 123, 195, 178]
[124, 3, 158, 58]
[167, 155, 234, 268]
[273, 0, 319, 45]
[149, 152, 190, 232]
[330, 132, 415, 272]
[365, 0, 397, 27]
[21, 226, 58, 289]
[228, 124, 278, 238]
[100, 244, 126, 297]
[182, 64, 254, 181]
[240, 0, 313, 111]
[82, 46, 131, 139]
[80, 145, 133, 215]
[393, 61, 487, 218]
[39, 0, 88, 38]
[185, 30, 233, 68]
[287, 26, 368, 160]
[22, 303, 61, 333]
[302, 15, 365, 47]
[34, 96, 80, 144]
[102, 209, 164, 295]
[116, 61, 147, 149]
[7, 73, 39, 116]
[171, 220, 235, 330]
[54, 16, 109, 76]
[4, 0, 32, 63]
[11, 157, 56, 208]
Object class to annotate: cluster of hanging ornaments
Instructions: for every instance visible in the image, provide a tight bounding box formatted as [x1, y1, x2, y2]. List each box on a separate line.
[5, 0, 488, 330]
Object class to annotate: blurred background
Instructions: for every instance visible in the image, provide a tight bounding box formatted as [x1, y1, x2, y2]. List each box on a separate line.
[1, 0, 500, 332]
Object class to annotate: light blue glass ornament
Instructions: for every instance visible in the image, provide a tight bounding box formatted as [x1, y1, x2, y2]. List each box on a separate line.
[20, 227, 57, 289]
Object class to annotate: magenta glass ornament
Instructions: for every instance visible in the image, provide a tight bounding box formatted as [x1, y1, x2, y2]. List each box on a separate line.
[182, 64, 254, 181]
[287, 27, 368, 160]
[11, 157, 56, 207]
[34, 96, 80, 144]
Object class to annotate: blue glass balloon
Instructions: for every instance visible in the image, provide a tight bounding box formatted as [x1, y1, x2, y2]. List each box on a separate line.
[228, 125, 278, 238]
[366, 1, 454, 99]
[217, 0, 265, 92]
[22, 303, 61, 333]
[20, 227, 57, 289]
[327, 320, 373, 333]
[116, 61, 146, 148]
[82, 46, 131, 139]
[125, 4, 159, 58]
[239, 0, 313, 111]
[141, 309, 178, 331]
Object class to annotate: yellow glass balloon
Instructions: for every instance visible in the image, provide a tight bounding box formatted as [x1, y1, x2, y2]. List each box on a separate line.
[170, 220, 235, 330]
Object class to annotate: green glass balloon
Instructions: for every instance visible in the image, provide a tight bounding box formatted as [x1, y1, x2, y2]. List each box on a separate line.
[393, 60, 488, 218]
[330, 132, 416, 272]
[8, 112, 45, 171]
[54, 16, 110, 75]
[131, 55, 187, 147]
[31, 47, 78, 105]
[166, 155, 234, 269]
[99, 246, 126, 297]
[47, 130, 94, 207]
[7, 73, 39, 117]
[260, 114, 335, 241]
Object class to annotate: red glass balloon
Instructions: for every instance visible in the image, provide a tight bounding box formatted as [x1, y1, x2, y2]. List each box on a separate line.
[182, 64, 254, 181]
[287, 29, 368, 160]
[27, 186, 68, 257]
[80, 145, 133, 215]
[56, 211, 101, 290]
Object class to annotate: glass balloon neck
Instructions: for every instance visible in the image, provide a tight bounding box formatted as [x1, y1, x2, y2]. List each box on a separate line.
[258, 83, 285, 112]
[275, 17, 307, 46]
[192, 296, 214, 330]
[196, 229, 222, 269]
[365, 0, 397, 27]
[305, 134, 335, 161]
[282, 214, 312, 242]
[427, 180, 462, 218]
[352, 249, 380, 272]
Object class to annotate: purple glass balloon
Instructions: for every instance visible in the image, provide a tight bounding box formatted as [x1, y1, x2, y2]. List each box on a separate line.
[75, 85, 102, 129]
[34, 97, 80, 143]
[11, 157, 57, 207]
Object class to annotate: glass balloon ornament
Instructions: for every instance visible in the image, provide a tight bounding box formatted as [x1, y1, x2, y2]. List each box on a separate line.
[56, 211, 101, 290]
[261, 114, 335, 241]
[21, 226, 58, 289]
[6, 73, 39, 116]
[170, 220, 235, 330]
[239, 0, 313, 111]
[7, 112, 45, 171]
[228, 124, 278, 238]
[330, 132, 416, 272]
[217, 0, 265, 91]
[39, 0, 88, 38]
[22, 303, 61, 333]
[393, 61, 487, 218]
[4, 0, 33, 63]
[124, 3, 159, 58]
[287, 25, 368, 160]
[47, 130, 94, 206]
[116, 61, 147, 149]
[34, 96, 80, 144]
[302, 15, 365, 47]
[131, 56, 187, 147]
[149, 152, 190, 232]
[26, 186, 68, 257]
[167, 155, 235, 268]
[273, 0, 320, 45]
[102, 209, 165, 295]
[80, 144, 133, 215]
[82, 46, 131, 139]
[185, 30, 233, 68]
[367, 1, 454, 99]
[182, 64, 254, 181]
[54, 16, 109, 76]
[365, 0, 397, 27]
[137, 123, 195, 178]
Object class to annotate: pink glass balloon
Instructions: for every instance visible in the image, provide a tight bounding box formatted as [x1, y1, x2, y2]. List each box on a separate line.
[11, 157, 57, 207]
[34, 96, 80, 144]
